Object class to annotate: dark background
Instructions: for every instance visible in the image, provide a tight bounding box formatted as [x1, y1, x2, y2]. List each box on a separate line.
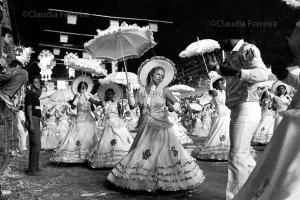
[9, 0, 294, 80]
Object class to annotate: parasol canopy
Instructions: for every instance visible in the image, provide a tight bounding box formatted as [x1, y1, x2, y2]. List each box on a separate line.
[198, 92, 212, 106]
[189, 103, 202, 111]
[179, 39, 220, 58]
[169, 84, 195, 93]
[50, 90, 74, 105]
[84, 22, 156, 61]
[104, 72, 139, 89]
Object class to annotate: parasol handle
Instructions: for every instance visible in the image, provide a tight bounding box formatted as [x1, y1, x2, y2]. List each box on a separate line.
[119, 36, 130, 88]
[196, 37, 210, 80]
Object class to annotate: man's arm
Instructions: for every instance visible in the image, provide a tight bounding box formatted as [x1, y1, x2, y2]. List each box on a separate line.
[239, 45, 270, 83]
[27, 105, 34, 130]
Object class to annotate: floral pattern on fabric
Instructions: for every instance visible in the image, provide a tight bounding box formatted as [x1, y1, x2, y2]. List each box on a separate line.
[111, 139, 117, 146]
[219, 135, 226, 142]
[142, 149, 151, 160]
[170, 146, 178, 157]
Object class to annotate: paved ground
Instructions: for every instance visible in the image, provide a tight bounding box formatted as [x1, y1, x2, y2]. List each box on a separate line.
[0, 136, 265, 200]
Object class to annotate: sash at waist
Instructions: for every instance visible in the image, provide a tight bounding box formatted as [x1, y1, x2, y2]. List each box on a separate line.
[137, 113, 173, 129]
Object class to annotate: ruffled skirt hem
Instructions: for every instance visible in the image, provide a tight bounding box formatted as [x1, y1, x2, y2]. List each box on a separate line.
[88, 150, 129, 168]
[196, 146, 230, 160]
[107, 160, 205, 191]
[50, 149, 88, 163]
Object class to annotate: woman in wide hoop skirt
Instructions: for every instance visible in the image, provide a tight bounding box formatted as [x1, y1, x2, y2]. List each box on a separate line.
[107, 56, 205, 191]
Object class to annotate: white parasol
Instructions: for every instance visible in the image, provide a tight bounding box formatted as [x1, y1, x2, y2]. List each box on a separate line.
[189, 103, 203, 111]
[179, 38, 221, 75]
[103, 72, 139, 89]
[198, 92, 212, 106]
[169, 84, 195, 93]
[179, 39, 220, 58]
[84, 22, 156, 87]
[50, 90, 74, 105]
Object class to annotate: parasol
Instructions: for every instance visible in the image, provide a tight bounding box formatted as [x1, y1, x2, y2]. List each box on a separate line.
[179, 39, 220, 58]
[198, 92, 212, 106]
[50, 90, 74, 105]
[169, 84, 195, 93]
[84, 22, 156, 86]
[179, 38, 221, 75]
[189, 103, 203, 111]
[64, 53, 107, 76]
[104, 72, 139, 89]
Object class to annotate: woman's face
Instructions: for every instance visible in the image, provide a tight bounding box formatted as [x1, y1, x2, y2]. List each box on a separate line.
[105, 90, 114, 101]
[152, 68, 165, 86]
[277, 85, 286, 96]
[80, 83, 88, 93]
[216, 79, 225, 90]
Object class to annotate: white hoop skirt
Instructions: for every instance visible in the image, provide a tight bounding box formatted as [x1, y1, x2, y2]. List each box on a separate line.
[88, 117, 133, 168]
[107, 115, 205, 191]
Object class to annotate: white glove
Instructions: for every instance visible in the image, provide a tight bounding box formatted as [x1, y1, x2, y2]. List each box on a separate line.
[73, 96, 79, 106]
[207, 80, 213, 90]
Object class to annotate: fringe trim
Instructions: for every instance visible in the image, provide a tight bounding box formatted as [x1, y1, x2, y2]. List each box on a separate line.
[88, 150, 129, 168]
[50, 149, 88, 163]
[108, 161, 205, 191]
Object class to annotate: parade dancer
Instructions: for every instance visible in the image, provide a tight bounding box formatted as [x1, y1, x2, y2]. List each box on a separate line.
[51, 77, 96, 163]
[214, 33, 269, 199]
[272, 82, 292, 129]
[107, 56, 205, 191]
[233, 5, 300, 199]
[252, 90, 276, 144]
[41, 104, 58, 150]
[88, 81, 133, 168]
[197, 71, 230, 160]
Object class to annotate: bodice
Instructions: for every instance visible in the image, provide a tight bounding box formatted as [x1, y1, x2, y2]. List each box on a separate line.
[76, 95, 94, 122]
[274, 95, 291, 112]
[136, 87, 171, 128]
[212, 90, 226, 106]
[212, 90, 230, 115]
[104, 101, 119, 119]
[138, 87, 168, 118]
[47, 115, 56, 123]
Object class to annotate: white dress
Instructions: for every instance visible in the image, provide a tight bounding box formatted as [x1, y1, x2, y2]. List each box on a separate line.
[168, 111, 193, 144]
[191, 112, 211, 137]
[252, 98, 276, 144]
[16, 110, 27, 151]
[88, 101, 133, 168]
[273, 94, 291, 129]
[50, 95, 96, 163]
[56, 114, 70, 144]
[197, 90, 231, 160]
[107, 87, 205, 191]
[41, 115, 59, 150]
